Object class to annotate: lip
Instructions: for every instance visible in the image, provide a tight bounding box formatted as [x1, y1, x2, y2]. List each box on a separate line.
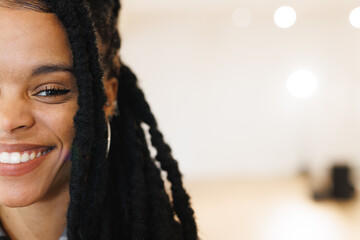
[0, 144, 55, 177]
[0, 143, 52, 153]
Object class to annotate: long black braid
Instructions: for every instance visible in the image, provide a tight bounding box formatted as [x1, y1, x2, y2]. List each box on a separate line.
[3, 0, 198, 239]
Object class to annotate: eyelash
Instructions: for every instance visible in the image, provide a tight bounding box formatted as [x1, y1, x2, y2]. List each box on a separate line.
[35, 86, 70, 97]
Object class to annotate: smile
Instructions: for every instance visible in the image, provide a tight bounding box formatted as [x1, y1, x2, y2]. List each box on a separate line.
[0, 146, 55, 164]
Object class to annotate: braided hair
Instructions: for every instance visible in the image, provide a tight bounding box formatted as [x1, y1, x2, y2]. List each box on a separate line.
[2, 0, 198, 239]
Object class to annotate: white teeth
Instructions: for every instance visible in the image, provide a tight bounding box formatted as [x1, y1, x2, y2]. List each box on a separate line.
[0, 152, 9, 164]
[21, 153, 29, 163]
[0, 148, 53, 164]
[10, 152, 21, 164]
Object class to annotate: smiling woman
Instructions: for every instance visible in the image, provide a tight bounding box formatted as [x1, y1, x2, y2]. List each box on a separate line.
[0, 7, 77, 209]
[0, 0, 197, 240]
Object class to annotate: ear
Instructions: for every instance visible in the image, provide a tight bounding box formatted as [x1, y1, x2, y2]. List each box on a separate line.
[103, 77, 119, 119]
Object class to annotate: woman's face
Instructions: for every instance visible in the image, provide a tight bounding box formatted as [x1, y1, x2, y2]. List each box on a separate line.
[0, 7, 78, 207]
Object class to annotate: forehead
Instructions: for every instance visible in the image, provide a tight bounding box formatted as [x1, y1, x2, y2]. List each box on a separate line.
[0, 7, 72, 76]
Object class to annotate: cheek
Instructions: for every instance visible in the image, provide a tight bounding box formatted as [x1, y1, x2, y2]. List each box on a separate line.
[33, 101, 78, 149]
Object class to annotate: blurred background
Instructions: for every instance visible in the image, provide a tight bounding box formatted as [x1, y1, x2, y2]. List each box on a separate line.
[120, 0, 360, 239]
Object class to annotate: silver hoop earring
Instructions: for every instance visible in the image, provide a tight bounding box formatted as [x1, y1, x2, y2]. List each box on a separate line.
[106, 120, 111, 158]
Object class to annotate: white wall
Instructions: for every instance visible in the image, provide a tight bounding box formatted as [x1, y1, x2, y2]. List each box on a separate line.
[119, 0, 360, 179]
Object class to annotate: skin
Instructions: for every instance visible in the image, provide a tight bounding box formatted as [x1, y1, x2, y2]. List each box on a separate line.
[0, 7, 118, 240]
[103, 74, 119, 117]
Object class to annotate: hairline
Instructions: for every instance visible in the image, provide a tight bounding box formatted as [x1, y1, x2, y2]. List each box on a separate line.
[0, 0, 52, 13]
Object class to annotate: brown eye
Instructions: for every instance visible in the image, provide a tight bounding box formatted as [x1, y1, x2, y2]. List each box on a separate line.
[35, 87, 70, 97]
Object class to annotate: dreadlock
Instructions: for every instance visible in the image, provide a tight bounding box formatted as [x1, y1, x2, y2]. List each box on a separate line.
[2, 0, 198, 239]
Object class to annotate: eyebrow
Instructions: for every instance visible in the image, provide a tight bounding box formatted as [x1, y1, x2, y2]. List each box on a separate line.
[31, 64, 74, 77]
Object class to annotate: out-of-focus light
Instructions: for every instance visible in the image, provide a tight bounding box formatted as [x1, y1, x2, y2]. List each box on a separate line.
[274, 6, 297, 28]
[232, 8, 252, 29]
[349, 7, 360, 28]
[261, 202, 344, 240]
[287, 70, 318, 98]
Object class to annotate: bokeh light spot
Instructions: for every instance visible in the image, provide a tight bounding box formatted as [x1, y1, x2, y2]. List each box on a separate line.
[274, 6, 297, 28]
[287, 70, 318, 98]
[349, 7, 360, 28]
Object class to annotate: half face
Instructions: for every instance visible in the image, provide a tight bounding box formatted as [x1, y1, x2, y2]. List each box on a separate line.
[0, 7, 78, 207]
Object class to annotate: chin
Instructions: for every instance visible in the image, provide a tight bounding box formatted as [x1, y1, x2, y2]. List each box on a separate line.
[0, 196, 42, 208]
[0, 200, 32, 208]
[0, 185, 44, 208]
[0, 198, 36, 208]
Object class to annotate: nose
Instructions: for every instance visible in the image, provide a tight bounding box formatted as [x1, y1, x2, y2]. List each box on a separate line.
[0, 97, 35, 134]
